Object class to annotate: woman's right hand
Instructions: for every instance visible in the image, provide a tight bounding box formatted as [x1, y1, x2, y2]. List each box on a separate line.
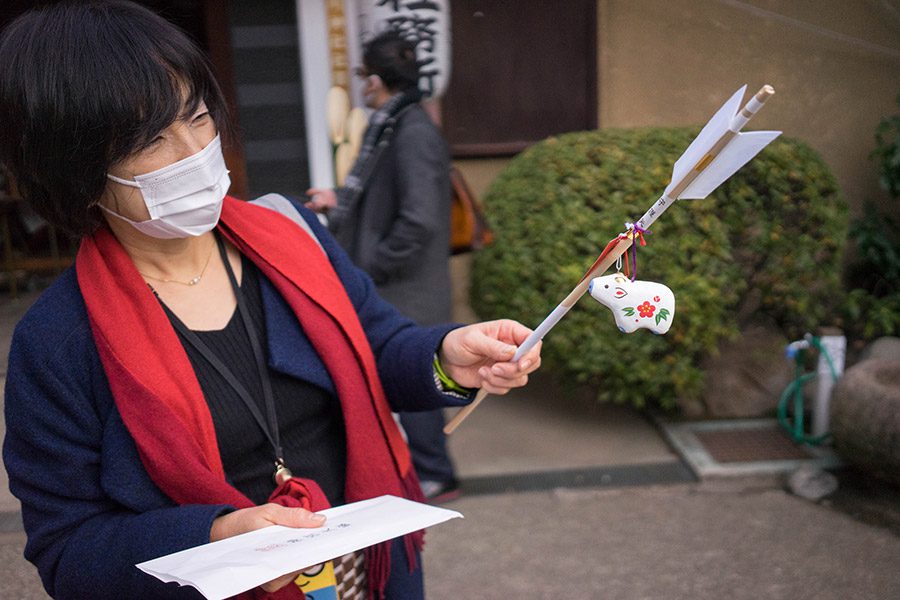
[211, 504, 326, 592]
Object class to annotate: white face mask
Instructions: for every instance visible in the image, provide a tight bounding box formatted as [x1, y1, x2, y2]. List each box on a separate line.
[102, 134, 230, 239]
[363, 74, 385, 109]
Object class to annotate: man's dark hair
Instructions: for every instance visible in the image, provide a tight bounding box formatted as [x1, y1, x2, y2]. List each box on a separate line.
[0, 0, 230, 235]
[362, 30, 420, 93]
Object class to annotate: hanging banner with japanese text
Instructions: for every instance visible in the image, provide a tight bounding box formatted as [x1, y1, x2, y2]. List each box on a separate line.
[355, 0, 451, 98]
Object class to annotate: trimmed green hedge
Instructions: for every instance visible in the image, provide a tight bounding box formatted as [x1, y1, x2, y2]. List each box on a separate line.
[842, 97, 900, 340]
[471, 128, 848, 409]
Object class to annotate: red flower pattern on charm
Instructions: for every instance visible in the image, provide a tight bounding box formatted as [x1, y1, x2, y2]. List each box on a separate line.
[637, 301, 656, 318]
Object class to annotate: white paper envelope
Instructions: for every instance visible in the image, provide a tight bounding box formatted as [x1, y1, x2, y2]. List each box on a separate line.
[137, 495, 463, 600]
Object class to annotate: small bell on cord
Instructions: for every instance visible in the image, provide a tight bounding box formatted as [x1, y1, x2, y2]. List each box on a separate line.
[274, 458, 293, 486]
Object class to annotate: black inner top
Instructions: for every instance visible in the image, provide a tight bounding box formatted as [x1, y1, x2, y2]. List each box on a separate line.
[162, 255, 347, 506]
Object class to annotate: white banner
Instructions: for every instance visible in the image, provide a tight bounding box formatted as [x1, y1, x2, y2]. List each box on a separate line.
[355, 0, 451, 98]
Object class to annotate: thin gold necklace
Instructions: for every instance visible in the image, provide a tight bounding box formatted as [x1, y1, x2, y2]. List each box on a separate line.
[137, 237, 216, 286]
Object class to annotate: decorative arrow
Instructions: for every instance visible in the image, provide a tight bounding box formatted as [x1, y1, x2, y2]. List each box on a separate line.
[444, 84, 781, 434]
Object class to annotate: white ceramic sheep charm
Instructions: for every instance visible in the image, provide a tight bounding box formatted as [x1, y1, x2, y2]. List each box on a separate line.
[588, 273, 675, 334]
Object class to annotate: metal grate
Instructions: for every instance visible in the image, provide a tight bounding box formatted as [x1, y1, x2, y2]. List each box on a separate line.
[658, 418, 843, 477]
[693, 426, 813, 463]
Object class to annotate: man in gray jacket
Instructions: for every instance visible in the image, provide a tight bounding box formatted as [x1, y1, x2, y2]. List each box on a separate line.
[306, 30, 459, 501]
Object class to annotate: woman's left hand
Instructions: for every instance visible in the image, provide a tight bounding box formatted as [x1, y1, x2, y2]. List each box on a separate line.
[438, 319, 541, 394]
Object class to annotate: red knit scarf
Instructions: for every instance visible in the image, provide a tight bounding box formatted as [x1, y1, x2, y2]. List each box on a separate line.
[76, 197, 424, 599]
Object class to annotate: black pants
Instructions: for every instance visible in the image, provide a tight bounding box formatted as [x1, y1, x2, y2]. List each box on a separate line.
[399, 409, 456, 483]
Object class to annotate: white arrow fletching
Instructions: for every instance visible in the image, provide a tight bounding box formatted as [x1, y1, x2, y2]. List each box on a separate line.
[666, 85, 746, 198]
[679, 130, 781, 199]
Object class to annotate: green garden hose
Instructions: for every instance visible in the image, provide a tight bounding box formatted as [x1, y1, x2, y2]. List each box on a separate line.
[778, 334, 840, 445]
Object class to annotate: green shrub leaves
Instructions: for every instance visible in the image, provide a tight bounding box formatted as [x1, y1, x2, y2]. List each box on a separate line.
[471, 128, 848, 409]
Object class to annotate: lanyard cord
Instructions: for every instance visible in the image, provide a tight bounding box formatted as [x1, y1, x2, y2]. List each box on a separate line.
[161, 233, 286, 475]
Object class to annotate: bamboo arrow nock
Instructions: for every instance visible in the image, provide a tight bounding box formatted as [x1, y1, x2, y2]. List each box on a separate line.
[731, 85, 774, 131]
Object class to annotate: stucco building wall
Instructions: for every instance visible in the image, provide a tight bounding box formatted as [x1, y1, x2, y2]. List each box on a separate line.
[457, 1, 900, 217]
[598, 0, 900, 215]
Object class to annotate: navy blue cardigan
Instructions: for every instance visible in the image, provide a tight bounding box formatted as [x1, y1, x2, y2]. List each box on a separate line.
[3, 206, 465, 599]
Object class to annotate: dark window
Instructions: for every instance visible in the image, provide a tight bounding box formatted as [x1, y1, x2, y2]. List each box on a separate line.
[0, 0, 313, 200]
[226, 0, 309, 198]
[442, 0, 597, 157]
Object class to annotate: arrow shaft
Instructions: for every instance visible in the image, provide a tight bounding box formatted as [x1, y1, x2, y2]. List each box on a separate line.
[636, 194, 674, 230]
[443, 236, 632, 435]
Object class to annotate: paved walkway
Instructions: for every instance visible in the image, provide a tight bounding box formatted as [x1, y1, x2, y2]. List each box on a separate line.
[423, 479, 900, 600]
[1, 291, 47, 597]
[1, 289, 898, 599]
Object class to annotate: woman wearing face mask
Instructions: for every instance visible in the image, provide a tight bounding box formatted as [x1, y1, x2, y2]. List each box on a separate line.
[0, 3, 541, 600]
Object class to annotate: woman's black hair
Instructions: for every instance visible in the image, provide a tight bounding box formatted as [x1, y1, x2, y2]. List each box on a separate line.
[362, 29, 420, 93]
[0, 0, 230, 236]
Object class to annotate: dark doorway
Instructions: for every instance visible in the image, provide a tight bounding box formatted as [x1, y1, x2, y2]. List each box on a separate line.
[0, 1, 314, 200]
[442, 0, 598, 157]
